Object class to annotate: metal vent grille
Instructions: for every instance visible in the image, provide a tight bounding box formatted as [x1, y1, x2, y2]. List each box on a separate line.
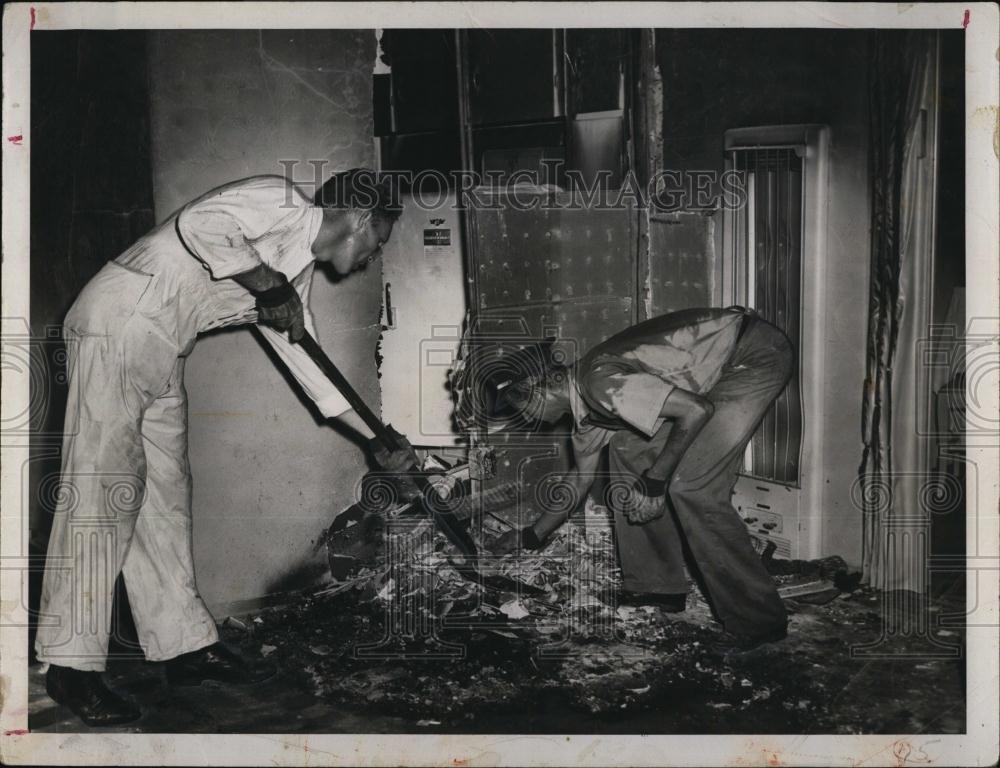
[728, 147, 805, 485]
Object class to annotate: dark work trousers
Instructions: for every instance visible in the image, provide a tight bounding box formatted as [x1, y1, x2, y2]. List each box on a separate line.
[606, 318, 793, 636]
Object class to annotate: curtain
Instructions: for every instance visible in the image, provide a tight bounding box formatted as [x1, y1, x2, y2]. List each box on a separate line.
[860, 31, 940, 591]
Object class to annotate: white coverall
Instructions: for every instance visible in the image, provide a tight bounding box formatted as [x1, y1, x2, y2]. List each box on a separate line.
[35, 176, 351, 671]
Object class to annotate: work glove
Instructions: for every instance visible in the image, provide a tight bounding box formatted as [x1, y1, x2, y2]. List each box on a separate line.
[366, 429, 421, 507]
[368, 427, 418, 474]
[623, 471, 668, 525]
[491, 526, 546, 556]
[254, 276, 306, 343]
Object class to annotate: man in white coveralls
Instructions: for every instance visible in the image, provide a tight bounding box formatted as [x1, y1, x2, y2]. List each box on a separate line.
[35, 169, 412, 727]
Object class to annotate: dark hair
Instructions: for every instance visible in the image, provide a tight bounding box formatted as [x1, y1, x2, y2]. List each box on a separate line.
[314, 168, 402, 220]
[498, 362, 571, 413]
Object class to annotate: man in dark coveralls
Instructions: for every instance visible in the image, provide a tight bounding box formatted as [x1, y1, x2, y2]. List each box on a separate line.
[492, 306, 794, 648]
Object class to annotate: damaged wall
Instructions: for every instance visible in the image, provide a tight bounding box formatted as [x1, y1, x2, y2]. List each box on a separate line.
[651, 29, 870, 314]
[652, 30, 871, 564]
[147, 30, 381, 614]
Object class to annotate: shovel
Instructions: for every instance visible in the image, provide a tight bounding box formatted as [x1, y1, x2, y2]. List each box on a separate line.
[295, 332, 543, 597]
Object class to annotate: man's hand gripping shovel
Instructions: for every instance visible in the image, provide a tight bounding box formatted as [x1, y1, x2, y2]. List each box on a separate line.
[295, 332, 542, 598]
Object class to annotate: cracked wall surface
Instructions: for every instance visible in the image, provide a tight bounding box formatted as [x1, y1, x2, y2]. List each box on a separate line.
[147, 30, 380, 613]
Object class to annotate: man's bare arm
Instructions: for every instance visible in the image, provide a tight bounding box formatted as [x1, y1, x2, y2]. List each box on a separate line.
[530, 447, 603, 541]
[492, 444, 603, 555]
[643, 388, 715, 488]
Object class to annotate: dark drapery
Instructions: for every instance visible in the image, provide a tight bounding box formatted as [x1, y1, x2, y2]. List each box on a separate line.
[860, 31, 939, 589]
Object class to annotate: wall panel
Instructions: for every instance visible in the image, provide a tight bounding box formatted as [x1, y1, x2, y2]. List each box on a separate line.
[147, 29, 380, 613]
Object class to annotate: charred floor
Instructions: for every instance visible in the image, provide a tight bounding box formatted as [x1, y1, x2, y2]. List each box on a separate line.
[30, 515, 966, 736]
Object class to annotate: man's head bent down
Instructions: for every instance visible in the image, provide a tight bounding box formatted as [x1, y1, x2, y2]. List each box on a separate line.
[311, 168, 402, 274]
[502, 364, 574, 425]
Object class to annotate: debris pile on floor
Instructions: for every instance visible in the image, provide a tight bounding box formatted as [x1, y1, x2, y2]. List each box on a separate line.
[322, 489, 630, 646]
[224, 572, 964, 734]
[759, 542, 865, 604]
[31, 493, 964, 736]
[193, 473, 962, 734]
[30, 572, 965, 735]
[322, 487, 866, 646]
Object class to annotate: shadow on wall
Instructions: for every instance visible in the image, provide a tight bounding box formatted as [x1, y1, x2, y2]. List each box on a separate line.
[28, 30, 157, 654]
[150, 29, 383, 615]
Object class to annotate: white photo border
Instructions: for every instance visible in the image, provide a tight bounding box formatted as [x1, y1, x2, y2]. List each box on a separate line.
[2, 3, 997, 766]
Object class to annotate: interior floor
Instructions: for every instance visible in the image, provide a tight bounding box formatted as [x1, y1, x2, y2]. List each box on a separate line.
[29, 572, 965, 735]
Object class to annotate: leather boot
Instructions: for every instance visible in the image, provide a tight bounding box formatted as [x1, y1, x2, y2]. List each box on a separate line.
[165, 642, 276, 686]
[46, 664, 141, 727]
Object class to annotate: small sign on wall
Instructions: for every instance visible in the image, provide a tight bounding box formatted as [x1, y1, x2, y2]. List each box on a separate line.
[423, 228, 453, 258]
